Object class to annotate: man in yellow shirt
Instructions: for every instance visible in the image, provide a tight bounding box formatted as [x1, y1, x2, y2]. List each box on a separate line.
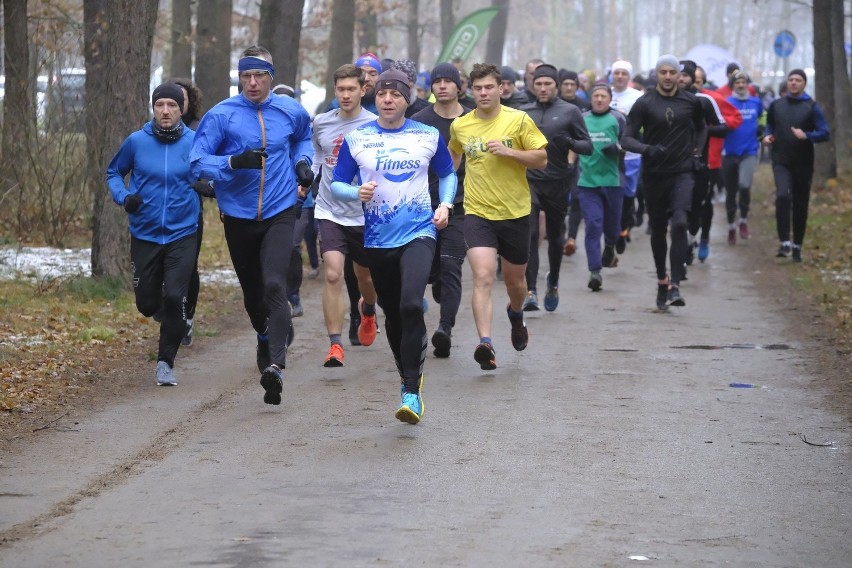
[448, 63, 548, 370]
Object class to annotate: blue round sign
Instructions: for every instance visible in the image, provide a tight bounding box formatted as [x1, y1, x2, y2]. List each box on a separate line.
[774, 30, 796, 58]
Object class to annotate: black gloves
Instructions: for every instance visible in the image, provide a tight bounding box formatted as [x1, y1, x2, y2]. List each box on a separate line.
[124, 194, 142, 213]
[644, 144, 667, 159]
[191, 179, 216, 198]
[601, 143, 620, 158]
[551, 134, 575, 152]
[230, 147, 267, 169]
[295, 160, 315, 187]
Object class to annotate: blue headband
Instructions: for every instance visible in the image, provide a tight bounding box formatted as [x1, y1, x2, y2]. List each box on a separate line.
[238, 56, 275, 78]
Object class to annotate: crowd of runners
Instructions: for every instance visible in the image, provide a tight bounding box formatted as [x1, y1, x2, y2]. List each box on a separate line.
[107, 45, 829, 424]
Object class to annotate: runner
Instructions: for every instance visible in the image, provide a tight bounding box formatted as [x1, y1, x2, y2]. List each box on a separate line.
[331, 69, 457, 424]
[311, 64, 380, 367]
[448, 63, 548, 370]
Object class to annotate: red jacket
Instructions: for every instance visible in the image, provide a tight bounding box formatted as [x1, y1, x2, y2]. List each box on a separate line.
[702, 88, 742, 169]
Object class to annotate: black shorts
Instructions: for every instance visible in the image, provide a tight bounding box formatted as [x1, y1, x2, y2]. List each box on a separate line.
[317, 219, 369, 266]
[464, 214, 530, 265]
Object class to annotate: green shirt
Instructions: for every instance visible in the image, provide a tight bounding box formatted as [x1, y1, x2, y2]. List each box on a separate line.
[578, 110, 622, 188]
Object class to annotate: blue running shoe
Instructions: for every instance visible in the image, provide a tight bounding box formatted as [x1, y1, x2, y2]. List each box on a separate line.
[698, 241, 709, 262]
[522, 291, 540, 311]
[422, 297, 429, 313]
[396, 374, 424, 424]
[543, 272, 559, 312]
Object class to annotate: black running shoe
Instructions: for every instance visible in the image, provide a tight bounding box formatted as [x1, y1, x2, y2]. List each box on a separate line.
[507, 305, 529, 351]
[791, 245, 802, 263]
[588, 271, 602, 291]
[256, 336, 270, 373]
[667, 285, 685, 307]
[349, 314, 361, 346]
[431, 326, 452, 358]
[260, 366, 283, 405]
[656, 283, 669, 311]
[473, 342, 497, 370]
[615, 235, 626, 254]
[685, 242, 696, 266]
[776, 243, 792, 258]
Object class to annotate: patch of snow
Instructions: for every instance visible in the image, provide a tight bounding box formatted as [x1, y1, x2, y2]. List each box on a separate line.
[0, 246, 239, 286]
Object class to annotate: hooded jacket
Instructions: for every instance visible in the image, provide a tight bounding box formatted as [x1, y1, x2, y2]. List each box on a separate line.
[107, 122, 199, 245]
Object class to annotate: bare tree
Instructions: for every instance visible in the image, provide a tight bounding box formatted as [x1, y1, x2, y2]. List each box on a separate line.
[812, 0, 835, 181]
[321, 0, 355, 110]
[828, 0, 851, 177]
[170, 0, 193, 79]
[196, 0, 232, 108]
[485, 0, 509, 65]
[1, 0, 33, 199]
[259, 0, 305, 89]
[84, 0, 158, 278]
[407, 0, 420, 64]
[440, 0, 454, 46]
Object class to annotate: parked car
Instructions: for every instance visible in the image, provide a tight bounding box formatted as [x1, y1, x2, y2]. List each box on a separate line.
[45, 68, 86, 132]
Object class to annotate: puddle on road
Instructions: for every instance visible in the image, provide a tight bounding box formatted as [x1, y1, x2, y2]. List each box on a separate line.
[601, 348, 639, 352]
[671, 343, 791, 351]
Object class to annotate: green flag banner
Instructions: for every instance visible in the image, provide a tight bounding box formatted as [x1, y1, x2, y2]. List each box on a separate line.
[436, 7, 500, 65]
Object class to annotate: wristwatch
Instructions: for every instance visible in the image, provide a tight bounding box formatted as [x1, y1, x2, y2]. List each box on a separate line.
[439, 202, 454, 216]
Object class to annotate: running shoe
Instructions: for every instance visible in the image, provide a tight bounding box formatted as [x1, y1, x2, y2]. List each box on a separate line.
[615, 234, 627, 254]
[522, 290, 540, 312]
[474, 342, 497, 370]
[357, 298, 377, 346]
[543, 272, 559, 312]
[791, 245, 802, 263]
[563, 238, 576, 256]
[306, 266, 320, 279]
[698, 241, 710, 262]
[431, 326, 452, 358]
[349, 314, 361, 346]
[602, 245, 619, 268]
[508, 305, 529, 351]
[290, 301, 304, 318]
[156, 361, 177, 386]
[776, 243, 792, 258]
[667, 285, 685, 307]
[588, 271, 602, 292]
[181, 320, 193, 347]
[685, 242, 695, 266]
[656, 282, 669, 311]
[260, 365, 283, 405]
[395, 383, 424, 425]
[739, 220, 750, 239]
[728, 228, 736, 246]
[323, 343, 345, 367]
[256, 334, 270, 373]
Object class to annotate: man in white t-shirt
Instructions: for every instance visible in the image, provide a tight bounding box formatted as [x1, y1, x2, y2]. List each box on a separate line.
[311, 64, 380, 368]
[610, 59, 644, 251]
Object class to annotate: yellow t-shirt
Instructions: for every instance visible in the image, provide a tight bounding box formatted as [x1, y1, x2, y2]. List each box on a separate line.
[449, 106, 548, 220]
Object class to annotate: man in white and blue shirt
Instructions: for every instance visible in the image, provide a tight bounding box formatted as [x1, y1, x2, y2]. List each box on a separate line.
[332, 69, 457, 425]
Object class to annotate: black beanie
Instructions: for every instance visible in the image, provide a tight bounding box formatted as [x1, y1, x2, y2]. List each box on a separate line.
[788, 68, 807, 84]
[559, 69, 580, 85]
[532, 63, 559, 84]
[152, 83, 185, 109]
[679, 60, 697, 84]
[376, 69, 411, 104]
[500, 65, 518, 83]
[431, 62, 462, 90]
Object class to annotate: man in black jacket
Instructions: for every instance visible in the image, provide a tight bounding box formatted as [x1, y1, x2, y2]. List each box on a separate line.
[621, 55, 706, 311]
[520, 63, 592, 312]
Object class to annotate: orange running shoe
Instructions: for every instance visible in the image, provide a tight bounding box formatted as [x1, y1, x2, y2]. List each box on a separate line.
[357, 298, 377, 346]
[323, 343, 345, 367]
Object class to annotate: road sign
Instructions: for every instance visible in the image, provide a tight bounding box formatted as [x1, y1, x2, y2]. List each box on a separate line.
[774, 30, 796, 58]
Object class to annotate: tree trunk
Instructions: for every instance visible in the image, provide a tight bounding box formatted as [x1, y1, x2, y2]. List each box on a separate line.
[196, 0, 232, 108]
[440, 0, 454, 46]
[1, 0, 33, 197]
[358, 4, 378, 55]
[322, 0, 355, 110]
[485, 0, 509, 66]
[812, 0, 835, 181]
[407, 0, 420, 64]
[259, 0, 305, 89]
[170, 0, 193, 79]
[829, 0, 851, 177]
[85, 0, 158, 278]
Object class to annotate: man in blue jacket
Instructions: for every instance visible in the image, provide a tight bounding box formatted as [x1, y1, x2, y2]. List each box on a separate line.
[190, 46, 314, 406]
[762, 69, 830, 262]
[107, 83, 199, 386]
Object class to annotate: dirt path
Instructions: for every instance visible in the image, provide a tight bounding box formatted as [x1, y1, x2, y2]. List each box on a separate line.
[1, 207, 849, 567]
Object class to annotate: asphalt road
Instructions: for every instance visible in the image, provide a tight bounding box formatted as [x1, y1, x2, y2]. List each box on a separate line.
[1, 215, 849, 567]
